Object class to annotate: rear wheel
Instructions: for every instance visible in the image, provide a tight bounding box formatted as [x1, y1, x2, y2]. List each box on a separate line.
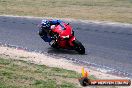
[51, 41, 59, 49]
[73, 40, 85, 54]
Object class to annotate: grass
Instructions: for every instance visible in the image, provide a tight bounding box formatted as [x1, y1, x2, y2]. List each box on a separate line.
[0, 57, 81, 88]
[0, 0, 132, 23]
[0, 57, 118, 88]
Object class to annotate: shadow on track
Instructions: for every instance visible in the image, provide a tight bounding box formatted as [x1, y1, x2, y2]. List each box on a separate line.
[47, 47, 86, 55]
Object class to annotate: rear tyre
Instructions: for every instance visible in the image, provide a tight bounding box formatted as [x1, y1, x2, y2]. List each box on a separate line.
[51, 42, 59, 49]
[73, 40, 85, 54]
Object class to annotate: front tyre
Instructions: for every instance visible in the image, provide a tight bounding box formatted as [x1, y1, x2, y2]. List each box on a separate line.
[73, 40, 85, 54]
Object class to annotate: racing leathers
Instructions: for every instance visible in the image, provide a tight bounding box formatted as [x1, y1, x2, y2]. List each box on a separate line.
[39, 19, 65, 42]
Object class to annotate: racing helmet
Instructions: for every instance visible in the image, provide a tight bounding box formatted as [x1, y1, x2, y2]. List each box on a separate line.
[41, 20, 51, 29]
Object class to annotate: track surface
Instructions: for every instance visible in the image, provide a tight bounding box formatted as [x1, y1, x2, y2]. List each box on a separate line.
[0, 16, 132, 77]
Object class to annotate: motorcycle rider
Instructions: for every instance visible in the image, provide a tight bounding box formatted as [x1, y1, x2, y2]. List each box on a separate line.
[38, 19, 85, 54]
[38, 19, 65, 47]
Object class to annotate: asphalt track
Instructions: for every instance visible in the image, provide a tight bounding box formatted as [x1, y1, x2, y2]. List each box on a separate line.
[0, 16, 132, 78]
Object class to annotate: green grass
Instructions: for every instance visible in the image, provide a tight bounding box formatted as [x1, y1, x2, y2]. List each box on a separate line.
[0, 0, 132, 23]
[0, 57, 118, 88]
[0, 57, 81, 88]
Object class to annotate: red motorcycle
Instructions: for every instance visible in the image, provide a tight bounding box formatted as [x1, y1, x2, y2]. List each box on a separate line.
[49, 23, 85, 54]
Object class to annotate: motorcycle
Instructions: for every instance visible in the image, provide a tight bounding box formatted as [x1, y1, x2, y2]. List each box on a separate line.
[49, 23, 85, 54]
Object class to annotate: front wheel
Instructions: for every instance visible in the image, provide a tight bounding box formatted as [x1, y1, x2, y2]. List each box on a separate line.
[73, 40, 85, 54]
